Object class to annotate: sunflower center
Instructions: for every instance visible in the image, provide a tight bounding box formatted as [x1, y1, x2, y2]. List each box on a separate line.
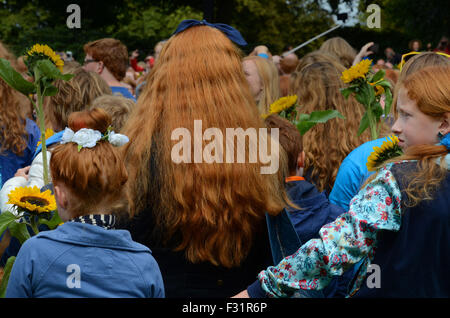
[20, 196, 49, 207]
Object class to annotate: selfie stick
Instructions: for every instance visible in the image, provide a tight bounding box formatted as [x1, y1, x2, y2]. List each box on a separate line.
[282, 24, 343, 57]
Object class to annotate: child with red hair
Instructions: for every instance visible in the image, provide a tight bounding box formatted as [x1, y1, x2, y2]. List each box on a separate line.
[6, 108, 164, 298]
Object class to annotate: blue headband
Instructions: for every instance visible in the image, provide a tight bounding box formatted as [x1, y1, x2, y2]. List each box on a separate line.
[173, 19, 247, 46]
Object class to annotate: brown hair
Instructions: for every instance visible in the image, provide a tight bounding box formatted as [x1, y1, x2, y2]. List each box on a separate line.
[291, 60, 371, 192]
[319, 37, 357, 68]
[122, 25, 291, 268]
[265, 114, 302, 174]
[83, 38, 129, 81]
[44, 68, 111, 131]
[90, 95, 133, 132]
[50, 108, 128, 217]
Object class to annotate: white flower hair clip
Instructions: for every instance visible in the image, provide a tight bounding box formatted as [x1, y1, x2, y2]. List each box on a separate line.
[61, 126, 129, 151]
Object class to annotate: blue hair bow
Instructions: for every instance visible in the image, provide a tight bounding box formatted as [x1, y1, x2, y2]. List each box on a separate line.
[439, 132, 450, 151]
[173, 19, 247, 46]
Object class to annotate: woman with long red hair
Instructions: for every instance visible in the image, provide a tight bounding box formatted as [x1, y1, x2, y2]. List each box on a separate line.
[119, 21, 291, 297]
[0, 42, 40, 187]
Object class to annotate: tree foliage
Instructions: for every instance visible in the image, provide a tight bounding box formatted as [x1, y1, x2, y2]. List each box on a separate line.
[1, 0, 446, 62]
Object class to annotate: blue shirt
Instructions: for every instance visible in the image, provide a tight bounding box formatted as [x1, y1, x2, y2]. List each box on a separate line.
[329, 137, 386, 211]
[6, 222, 165, 298]
[0, 118, 40, 186]
[33, 130, 64, 160]
[110, 86, 136, 102]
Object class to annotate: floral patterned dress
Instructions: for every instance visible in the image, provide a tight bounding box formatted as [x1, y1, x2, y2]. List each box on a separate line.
[258, 162, 404, 297]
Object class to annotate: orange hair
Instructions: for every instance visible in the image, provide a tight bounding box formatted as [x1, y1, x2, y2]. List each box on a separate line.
[122, 25, 290, 268]
[372, 66, 450, 207]
[50, 108, 128, 218]
[291, 60, 372, 192]
[0, 43, 28, 156]
[83, 38, 128, 81]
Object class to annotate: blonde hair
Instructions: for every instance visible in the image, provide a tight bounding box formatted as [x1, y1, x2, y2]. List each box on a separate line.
[291, 60, 371, 192]
[122, 25, 291, 268]
[44, 68, 111, 131]
[319, 37, 357, 68]
[243, 55, 280, 114]
[90, 95, 133, 132]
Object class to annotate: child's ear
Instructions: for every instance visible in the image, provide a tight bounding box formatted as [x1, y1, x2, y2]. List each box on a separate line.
[439, 112, 450, 135]
[297, 151, 305, 168]
[54, 184, 68, 210]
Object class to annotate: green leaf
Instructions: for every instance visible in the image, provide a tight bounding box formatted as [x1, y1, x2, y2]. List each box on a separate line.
[39, 211, 63, 230]
[8, 221, 30, 244]
[357, 112, 369, 136]
[371, 69, 385, 83]
[340, 87, 353, 99]
[296, 121, 316, 135]
[0, 211, 18, 238]
[295, 110, 345, 135]
[0, 58, 35, 95]
[373, 103, 384, 119]
[43, 85, 58, 96]
[375, 79, 392, 88]
[0, 256, 16, 298]
[35, 60, 73, 81]
[308, 110, 345, 122]
[384, 87, 393, 116]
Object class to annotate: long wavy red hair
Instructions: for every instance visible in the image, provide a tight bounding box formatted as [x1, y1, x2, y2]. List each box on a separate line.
[0, 42, 28, 157]
[121, 25, 290, 268]
[291, 59, 372, 192]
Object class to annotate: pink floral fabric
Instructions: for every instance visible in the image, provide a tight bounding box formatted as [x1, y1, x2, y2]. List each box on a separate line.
[258, 162, 404, 297]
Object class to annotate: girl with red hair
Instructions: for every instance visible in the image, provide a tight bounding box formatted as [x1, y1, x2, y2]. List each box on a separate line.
[6, 108, 164, 298]
[238, 65, 450, 298]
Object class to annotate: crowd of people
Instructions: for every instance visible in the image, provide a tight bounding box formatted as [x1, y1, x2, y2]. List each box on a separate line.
[0, 19, 449, 298]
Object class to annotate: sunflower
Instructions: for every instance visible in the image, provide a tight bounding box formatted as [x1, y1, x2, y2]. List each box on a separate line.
[27, 44, 64, 72]
[7, 186, 57, 214]
[269, 95, 298, 114]
[341, 59, 372, 84]
[366, 135, 403, 171]
[36, 128, 55, 148]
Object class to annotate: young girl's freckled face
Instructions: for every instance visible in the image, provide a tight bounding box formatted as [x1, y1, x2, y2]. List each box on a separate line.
[391, 87, 443, 149]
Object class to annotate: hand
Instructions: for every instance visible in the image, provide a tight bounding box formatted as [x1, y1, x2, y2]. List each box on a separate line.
[353, 42, 374, 65]
[15, 166, 30, 180]
[131, 49, 139, 59]
[231, 289, 250, 298]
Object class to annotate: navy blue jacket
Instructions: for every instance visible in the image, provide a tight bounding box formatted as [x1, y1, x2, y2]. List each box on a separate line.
[252, 179, 359, 298]
[355, 162, 450, 297]
[285, 179, 346, 244]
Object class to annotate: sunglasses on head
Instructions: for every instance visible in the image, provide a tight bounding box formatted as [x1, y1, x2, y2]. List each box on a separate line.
[399, 51, 450, 71]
